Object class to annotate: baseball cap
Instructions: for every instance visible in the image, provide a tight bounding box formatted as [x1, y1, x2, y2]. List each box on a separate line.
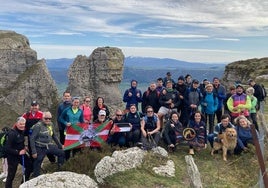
[98, 110, 106, 116]
[31, 101, 38, 106]
[192, 79, 199, 84]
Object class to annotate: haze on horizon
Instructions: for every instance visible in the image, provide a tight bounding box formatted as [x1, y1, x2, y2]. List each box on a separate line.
[1, 0, 268, 63]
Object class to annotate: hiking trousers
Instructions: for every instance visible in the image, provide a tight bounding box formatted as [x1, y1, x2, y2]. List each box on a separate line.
[32, 145, 64, 177]
[6, 154, 33, 188]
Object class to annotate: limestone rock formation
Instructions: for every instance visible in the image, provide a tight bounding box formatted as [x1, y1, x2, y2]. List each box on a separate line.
[94, 147, 146, 183]
[0, 30, 58, 125]
[152, 160, 175, 177]
[221, 57, 268, 88]
[94, 146, 174, 184]
[67, 47, 124, 113]
[19, 171, 98, 188]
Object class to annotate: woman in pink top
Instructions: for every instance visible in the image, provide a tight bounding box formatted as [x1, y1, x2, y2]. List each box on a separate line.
[80, 96, 93, 124]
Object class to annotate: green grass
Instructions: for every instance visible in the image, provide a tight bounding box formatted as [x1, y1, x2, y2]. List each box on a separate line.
[41, 142, 264, 188]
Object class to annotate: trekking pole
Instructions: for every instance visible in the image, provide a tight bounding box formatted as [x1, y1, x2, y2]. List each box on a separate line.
[22, 155, 26, 183]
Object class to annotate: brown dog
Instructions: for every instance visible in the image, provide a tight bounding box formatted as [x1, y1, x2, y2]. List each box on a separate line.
[211, 128, 237, 161]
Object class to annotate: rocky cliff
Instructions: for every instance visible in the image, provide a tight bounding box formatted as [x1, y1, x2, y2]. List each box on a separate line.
[67, 47, 125, 113]
[0, 31, 59, 125]
[221, 57, 268, 88]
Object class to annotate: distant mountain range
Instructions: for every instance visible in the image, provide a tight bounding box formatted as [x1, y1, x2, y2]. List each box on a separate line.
[46, 57, 226, 70]
[46, 57, 226, 88]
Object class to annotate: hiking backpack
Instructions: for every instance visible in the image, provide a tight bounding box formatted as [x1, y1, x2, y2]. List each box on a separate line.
[260, 84, 267, 100]
[0, 127, 11, 158]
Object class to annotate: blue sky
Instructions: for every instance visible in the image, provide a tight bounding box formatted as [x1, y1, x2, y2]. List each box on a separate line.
[1, 0, 268, 63]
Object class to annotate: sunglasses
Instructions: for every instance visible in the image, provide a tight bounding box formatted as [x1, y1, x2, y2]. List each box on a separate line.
[44, 117, 52, 120]
[116, 114, 123, 116]
[85, 100, 91, 102]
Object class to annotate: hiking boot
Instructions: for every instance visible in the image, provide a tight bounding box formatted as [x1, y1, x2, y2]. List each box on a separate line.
[189, 149, 194, 155]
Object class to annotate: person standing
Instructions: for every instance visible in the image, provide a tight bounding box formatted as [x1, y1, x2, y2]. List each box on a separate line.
[30, 112, 64, 177]
[185, 74, 192, 88]
[59, 97, 84, 160]
[212, 77, 226, 123]
[22, 101, 43, 137]
[157, 80, 180, 128]
[201, 84, 218, 134]
[5, 117, 33, 188]
[246, 87, 259, 131]
[163, 72, 175, 88]
[123, 80, 143, 112]
[248, 79, 266, 113]
[223, 86, 236, 115]
[80, 96, 93, 124]
[184, 79, 202, 126]
[141, 82, 160, 113]
[57, 91, 72, 145]
[156, 77, 165, 93]
[227, 84, 251, 123]
[175, 75, 187, 126]
[93, 97, 110, 122]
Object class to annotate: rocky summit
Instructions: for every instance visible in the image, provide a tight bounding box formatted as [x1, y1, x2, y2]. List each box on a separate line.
[0, 30, 124, 126]
[0, 31, 58, 125]
[67, 47, 125, 113]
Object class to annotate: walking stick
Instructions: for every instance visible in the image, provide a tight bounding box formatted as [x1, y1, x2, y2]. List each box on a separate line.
[22, 155, 26, 183]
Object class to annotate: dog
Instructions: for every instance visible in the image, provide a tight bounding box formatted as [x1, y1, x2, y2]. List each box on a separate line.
[211, 127, 237, 161]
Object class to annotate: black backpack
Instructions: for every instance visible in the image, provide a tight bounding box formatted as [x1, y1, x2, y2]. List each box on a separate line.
[260, 84, 267, 100]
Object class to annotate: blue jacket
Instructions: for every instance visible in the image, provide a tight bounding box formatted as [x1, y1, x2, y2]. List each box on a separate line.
[236, 125, 257, 149]
[201, 92, 218, 114]
[123, 87, 143, 110]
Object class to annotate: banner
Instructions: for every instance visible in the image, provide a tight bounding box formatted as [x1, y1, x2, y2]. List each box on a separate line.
[64, 120, 113, 150]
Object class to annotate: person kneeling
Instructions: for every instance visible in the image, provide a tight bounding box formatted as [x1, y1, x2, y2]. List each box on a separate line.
[30, 111, 65, 177]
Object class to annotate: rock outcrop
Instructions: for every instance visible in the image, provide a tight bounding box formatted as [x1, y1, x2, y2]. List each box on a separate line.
[94, 147, 174, 184]
[67, 47, 125, 113]
[221, 57, 268, 88]
[19, 171, 98, 188]
[0, 30, 58, 124]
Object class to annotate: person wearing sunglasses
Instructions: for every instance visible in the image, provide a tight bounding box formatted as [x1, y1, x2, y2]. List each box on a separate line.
[107, 109, 129, 148]
[29, 111, 65, 177]
[140, 106, 161, 150]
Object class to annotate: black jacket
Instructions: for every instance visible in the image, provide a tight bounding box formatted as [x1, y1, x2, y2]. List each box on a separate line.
[5, 128, 25, 157]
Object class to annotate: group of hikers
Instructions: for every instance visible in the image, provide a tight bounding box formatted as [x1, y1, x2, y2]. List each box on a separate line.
[1, 71, 266, 187]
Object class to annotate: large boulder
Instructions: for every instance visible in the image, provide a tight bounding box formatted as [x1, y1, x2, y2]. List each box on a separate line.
[94, 147, 146, 183]
[19, 171, 98, 188]
[0, 30, 58, 125]
[67, 47, 125, 114]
